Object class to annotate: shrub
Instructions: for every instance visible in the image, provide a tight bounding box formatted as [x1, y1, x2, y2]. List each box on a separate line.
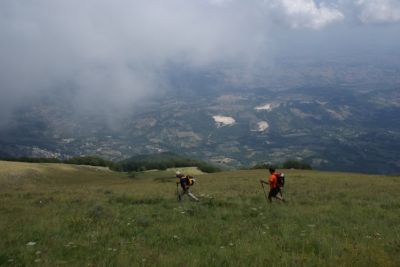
[282, 159, 312, 170]
[197, 163, 221, 173]
[1, 157, 62, 163]
[115, 152, 220, 173]
[64, 156, 114, 168]
[250, 163, 274, 170]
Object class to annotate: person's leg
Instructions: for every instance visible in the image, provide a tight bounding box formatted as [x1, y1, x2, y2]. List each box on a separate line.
[269, 188, 284, 202]
[268, 190, 273, 202]
[187, 188, 199, 201]
[179, 188, 187, 200]
[275, 188, 285, 202]
[279, 187, 283, 198]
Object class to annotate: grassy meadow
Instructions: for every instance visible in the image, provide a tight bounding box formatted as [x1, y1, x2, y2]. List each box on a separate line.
[0, 160, 399, 266]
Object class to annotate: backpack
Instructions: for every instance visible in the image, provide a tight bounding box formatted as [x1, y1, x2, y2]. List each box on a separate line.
[186, 175, 195, 186]
[276, 172, 285, 187]
[182, 175, 195, 186]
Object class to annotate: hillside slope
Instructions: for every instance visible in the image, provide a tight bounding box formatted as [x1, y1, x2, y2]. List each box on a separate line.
[0, 161, 124, 191]
[0, 161, 399, 266]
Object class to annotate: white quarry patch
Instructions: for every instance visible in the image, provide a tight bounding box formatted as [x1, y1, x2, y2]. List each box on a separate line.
[254, 103, 273, 111]
[62, 138, 75, 143]
[257, 121, 269, 131]
[212, 115, 235, 127]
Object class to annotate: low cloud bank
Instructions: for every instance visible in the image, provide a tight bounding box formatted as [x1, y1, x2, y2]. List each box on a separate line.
[0, 0, 399, 126]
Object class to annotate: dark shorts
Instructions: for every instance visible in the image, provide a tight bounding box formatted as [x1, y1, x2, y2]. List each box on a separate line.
[268, 187, 281, 198]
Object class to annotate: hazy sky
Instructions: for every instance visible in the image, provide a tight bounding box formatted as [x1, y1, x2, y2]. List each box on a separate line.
[1, 0, 400, 125]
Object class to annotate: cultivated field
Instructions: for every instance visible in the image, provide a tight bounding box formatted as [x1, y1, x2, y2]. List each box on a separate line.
[0, 161, 399, 266]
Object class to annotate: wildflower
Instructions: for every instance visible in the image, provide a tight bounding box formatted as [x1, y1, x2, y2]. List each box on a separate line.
[34, 259, 41, 263]
[35, 251, 41, 255]
[220, 246, 225, 249]
[229, 243, 234, 247]
[65, 242, 75, 248]
[173, 235, 179, 240]
[26, 242, 36, 246]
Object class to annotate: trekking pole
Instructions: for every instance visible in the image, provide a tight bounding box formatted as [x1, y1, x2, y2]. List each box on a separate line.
[260, 181, 269, 203]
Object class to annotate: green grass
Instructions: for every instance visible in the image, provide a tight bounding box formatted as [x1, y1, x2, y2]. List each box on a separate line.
[0, 161, 399, 266]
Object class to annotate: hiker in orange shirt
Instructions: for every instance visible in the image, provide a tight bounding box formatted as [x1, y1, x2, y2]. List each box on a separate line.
[260, 168, 285, 203]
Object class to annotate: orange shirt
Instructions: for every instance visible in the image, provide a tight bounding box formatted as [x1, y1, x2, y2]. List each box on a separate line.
[269, 174, 277, 189]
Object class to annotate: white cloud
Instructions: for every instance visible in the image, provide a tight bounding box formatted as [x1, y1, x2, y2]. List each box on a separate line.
[268, 0, 344, 29]
[208, 0, 232, 6]
[0, 0, 399, 127]
[355, 0, 400, 23]
[207, 0, 345, 29]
